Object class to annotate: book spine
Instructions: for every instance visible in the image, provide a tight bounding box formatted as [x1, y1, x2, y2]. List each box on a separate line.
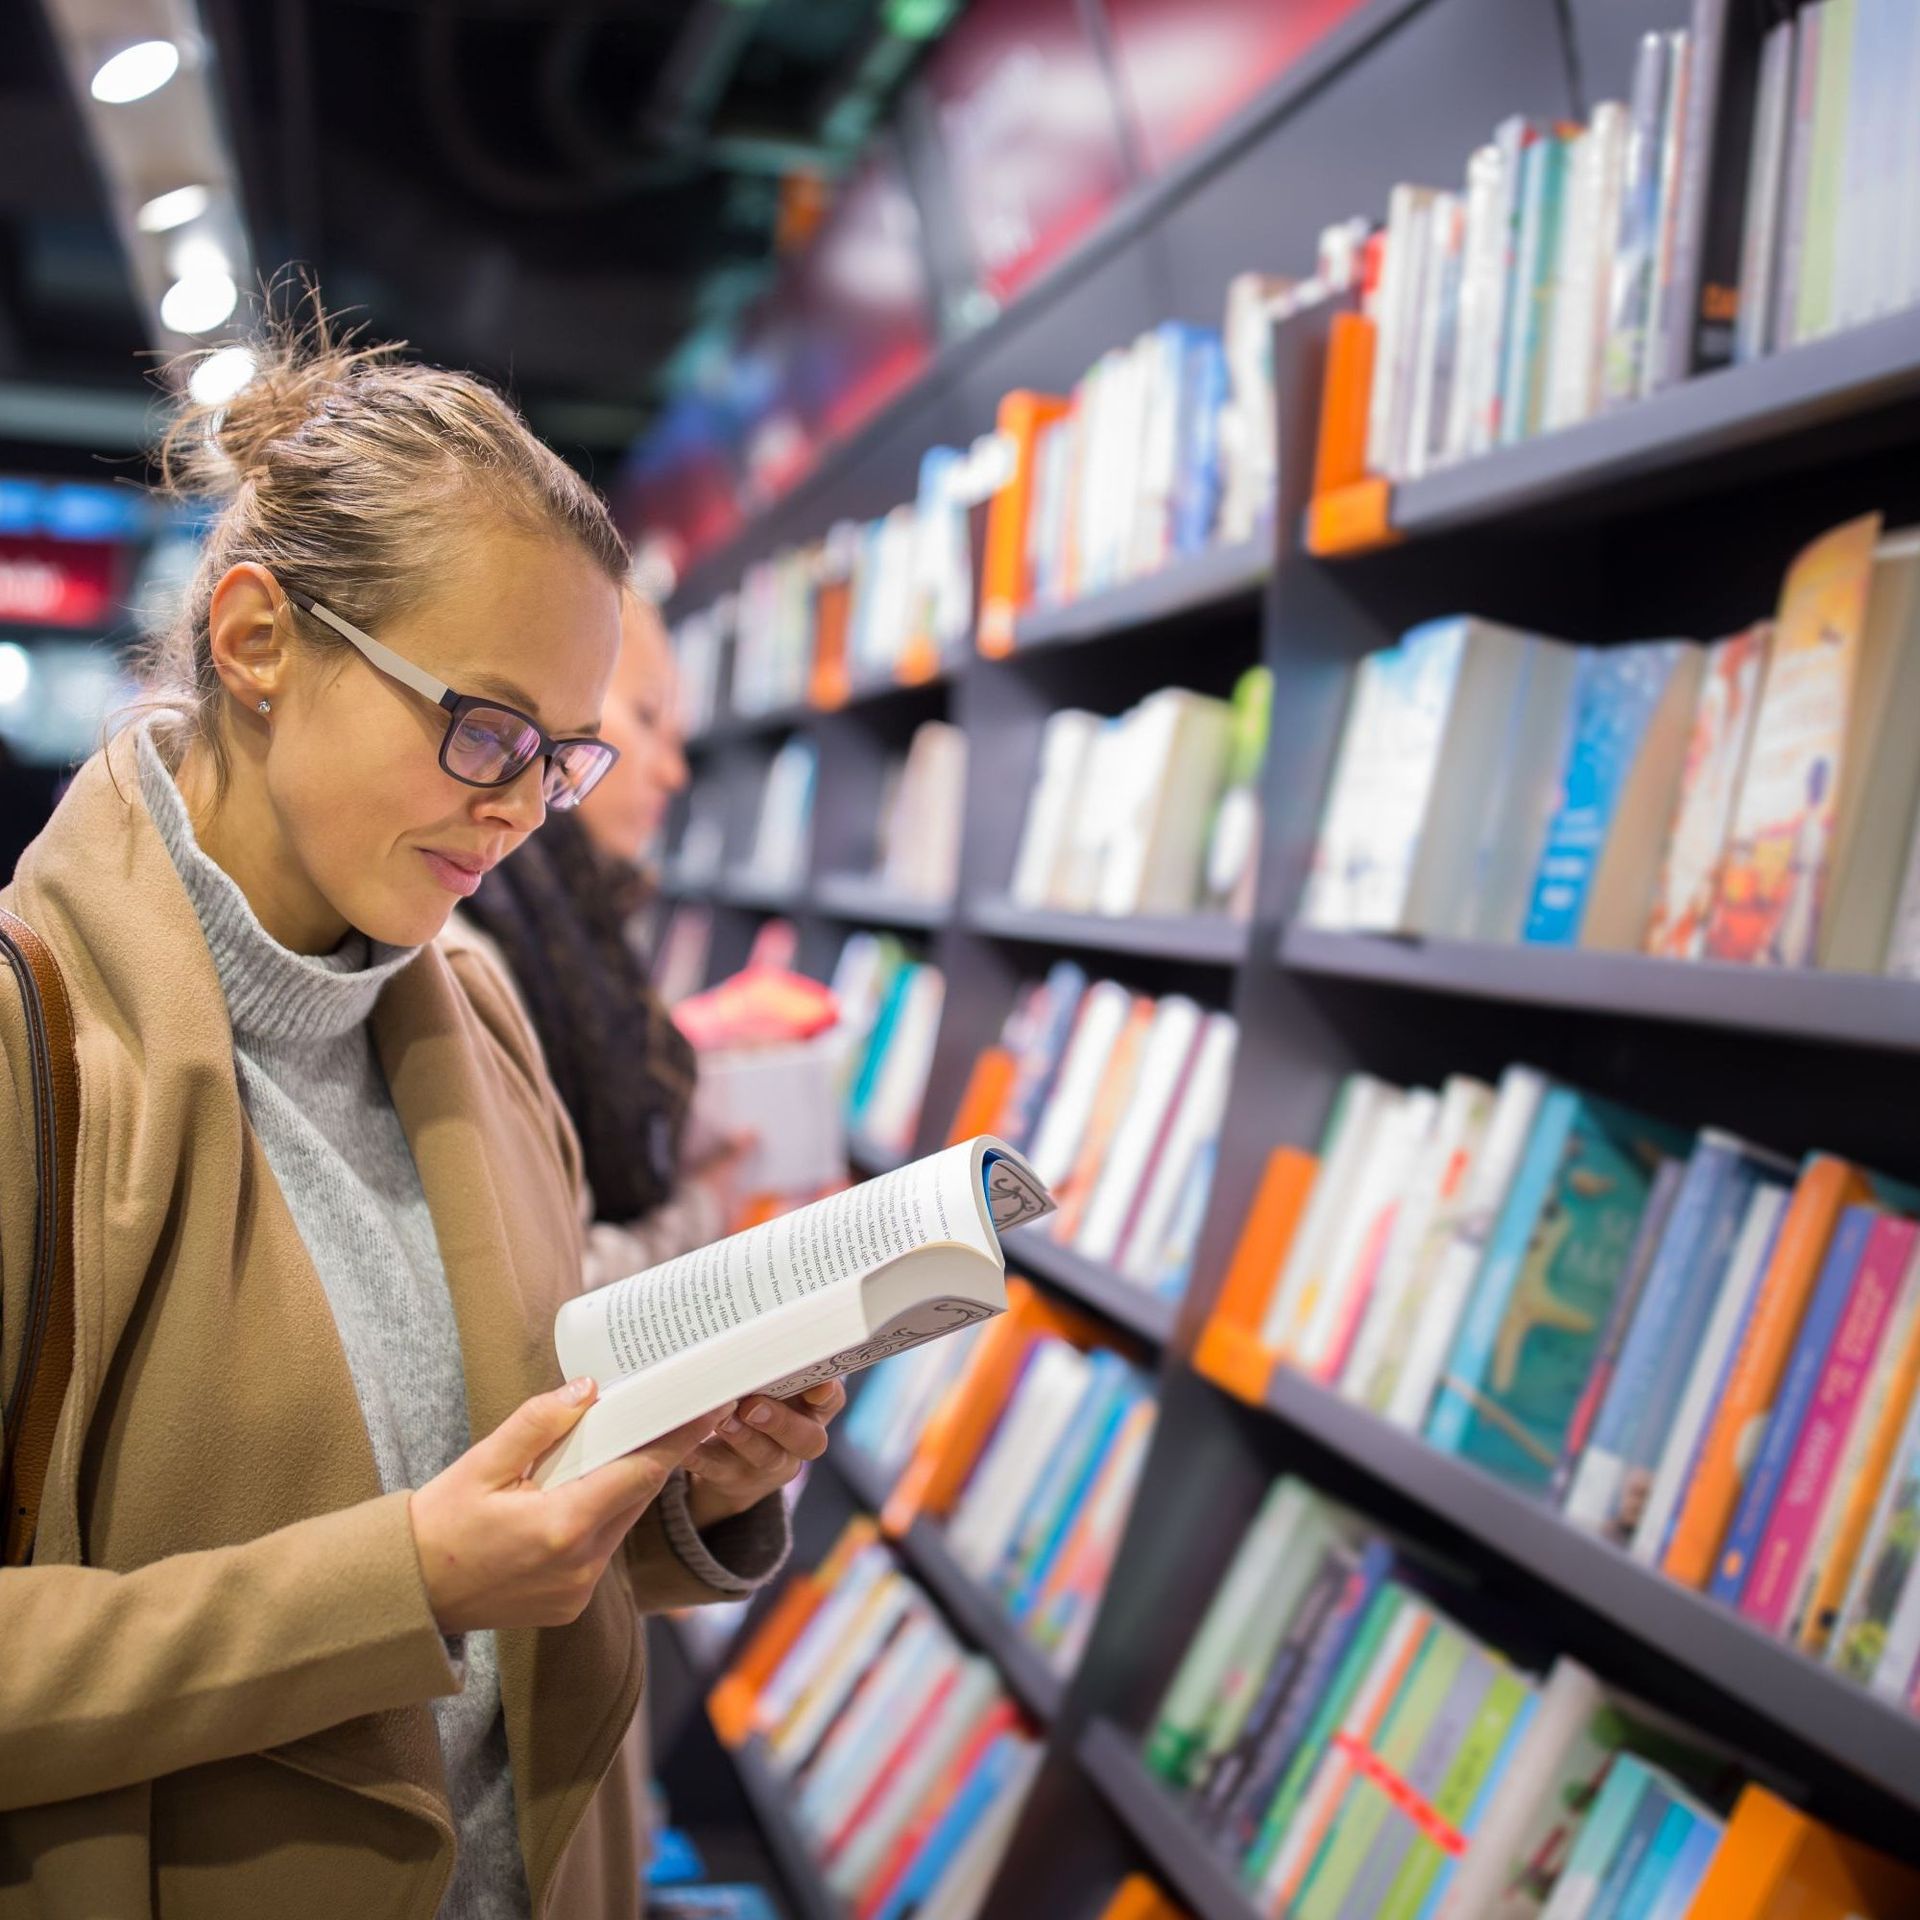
[1710, 1206, 1877, 1605]
[1796, 0, 1854, 343]
[1773, 4, 1824, 351]
[1603, 35, 1673, 405]
[1734, 19, 1795, 363]
[1641, 31, 1694, 399]
[1742, 1217, 1916, 1632]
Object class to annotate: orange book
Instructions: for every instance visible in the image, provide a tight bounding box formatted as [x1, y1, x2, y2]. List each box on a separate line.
[1311, 310, 1376, 498]
[880, 1279, 1102, 1533]
[1664, 1156, 1869, 1589]
[946, 1046, 1018, 1146]
[976, 390, 1070, 657]
[809, 574, 853, 709]
[1682, 1785, 1920, 1919]
[1049, 996, 1153, 1243]
[1797, 1269, 1920, 1653]
[1193, 1147, 1318, 1403]
[706, 1515, 878, 1747]
[1096, 1874, 1187, 1920]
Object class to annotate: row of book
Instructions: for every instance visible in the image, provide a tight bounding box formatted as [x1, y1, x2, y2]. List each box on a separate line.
[709, 1516, 1042, 1920]
[1358, 3, 1920, 489]
[1305, 512, 1920, 974]
[870, 719, 967, 908]
[1214, 1054, 1920, 1710]
[1009, 671, 1270, 923]
[831, 931, 945, 1161]
[968, 964, 1237, 1302]
[1147, 1473, 1920, 1918]
[847, 1299, 1158, 1680]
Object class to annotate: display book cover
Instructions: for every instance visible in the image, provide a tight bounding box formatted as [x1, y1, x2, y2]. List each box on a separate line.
[533, 1137, 1054, 1488]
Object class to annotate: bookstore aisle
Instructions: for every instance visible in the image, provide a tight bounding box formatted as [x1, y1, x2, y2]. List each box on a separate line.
[643, 0, 1920, 1915]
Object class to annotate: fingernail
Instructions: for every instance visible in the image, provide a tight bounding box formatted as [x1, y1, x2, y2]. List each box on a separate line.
[805, 1384, 836, 1405]
[565, 1376, 594, 1404]
[745, 1403, 773, 1427]
[720, 1414, 743, 1433]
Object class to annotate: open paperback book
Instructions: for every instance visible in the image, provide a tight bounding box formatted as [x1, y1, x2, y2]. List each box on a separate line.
[533, 1135, 1053, 1488]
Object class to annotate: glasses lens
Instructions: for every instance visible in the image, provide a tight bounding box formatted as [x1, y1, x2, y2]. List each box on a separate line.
[445, 705, 542, 785]
[543, 739, 617, 811]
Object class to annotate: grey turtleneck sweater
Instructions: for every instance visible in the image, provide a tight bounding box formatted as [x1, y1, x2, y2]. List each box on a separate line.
[136, 726, 785, 1917]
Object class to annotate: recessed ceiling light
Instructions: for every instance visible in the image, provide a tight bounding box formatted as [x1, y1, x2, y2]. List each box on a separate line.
[167, 233, 230, 281]
[188, 345, 257, 405]
[90, 39, 180, 105]
[136, 184, 210, 232]
[161, 271, 238, 335]
[0, 642, 32, 709]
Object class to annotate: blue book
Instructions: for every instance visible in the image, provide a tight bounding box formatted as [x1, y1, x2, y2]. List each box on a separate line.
[849, 961, 916, 1126]
[1589, 1778, 1680, 1920]
[999, 962, 1087, 1154]
[998, 1355, 1138, 1613]
[1710, 1204, 1879, 1605]
[1564, 1131, 1788, 1540]
[1647, 1812, 1723, 1920]
[1173, 326, 1228, 554]
[1613, 1798, 1704, 1920]
[645, 1827, 705, 1888]
[1548, 1754, 1658, 1916]
[869, 1732, 1028, 1920]
[650, 1888, 782, 1920]
[1523, 642, 1698, 944]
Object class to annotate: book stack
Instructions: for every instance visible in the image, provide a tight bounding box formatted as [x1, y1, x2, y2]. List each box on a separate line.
[1211, 1057, 1920, 1711]
[1353, 6, 1920, 487]
[712, 1517, 1043, 1920]
[873, 720, 968, 906]
[1144, 1475, 1749, 1917]
[972, 965, 1239, 1300]
[1303, 513, 1920, 972]
[740, 737, 817, 895]
[1008, 670, 1271, 922]
[832, 932, 945, 1160]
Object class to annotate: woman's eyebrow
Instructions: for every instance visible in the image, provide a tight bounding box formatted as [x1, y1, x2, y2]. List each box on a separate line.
[467, 668, 601, 736]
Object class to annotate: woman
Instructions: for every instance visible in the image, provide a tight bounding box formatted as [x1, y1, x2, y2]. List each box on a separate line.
[459, 589, 753, 1288]
[0, 313, 836, 1920]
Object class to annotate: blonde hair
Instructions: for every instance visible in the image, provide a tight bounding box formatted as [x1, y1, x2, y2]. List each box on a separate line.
[145, 288, 628, 778]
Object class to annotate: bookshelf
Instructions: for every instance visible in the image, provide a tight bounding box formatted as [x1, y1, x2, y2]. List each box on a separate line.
[731, 1736, 851, 1920]
[652, 0, 1920, 1908]
[812, 871, 951, 929]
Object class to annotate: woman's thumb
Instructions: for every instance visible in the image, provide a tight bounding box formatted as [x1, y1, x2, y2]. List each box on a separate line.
[470, 1377, 598, 1483]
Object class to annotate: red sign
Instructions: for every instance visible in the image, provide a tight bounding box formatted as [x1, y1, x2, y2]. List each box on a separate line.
[1102, 0, 1375, 176]
[922, 0, 1133, 302]
[0, 535, 117, 628]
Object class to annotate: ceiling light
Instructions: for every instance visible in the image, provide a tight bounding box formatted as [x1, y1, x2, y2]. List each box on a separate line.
[90, 39, 180, 105]
[0, 644, 32, 709]
[160, 271, 237, 335]
[188, 345, 256, 405]
[167, 232, 230, 281]
[136, 184, 209, 232]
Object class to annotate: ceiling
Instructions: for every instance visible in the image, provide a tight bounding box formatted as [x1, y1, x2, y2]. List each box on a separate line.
[4, 0, 949, 481]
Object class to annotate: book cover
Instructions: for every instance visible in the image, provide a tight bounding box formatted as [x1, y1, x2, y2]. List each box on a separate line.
[867, 1731, 1034, 1920]
[996, 962, 1089, 1154]
[1704, 512, 1882, 966]
[1536, 1754, 1656, 1920]
[1795, 0, 1855, 344]
[1647, 1813, 1723, 1920]
[1829, 1384, 1920, 1686]
[1680, 1782, 1920, 1919]
[1428, 1092, 1680, 1490]
[1587, 1780, 1683, 1920]
[1734, 17, 1796, 364]
[1710, 1202, 1879, 1605]
[1602, 34, 1675, 405]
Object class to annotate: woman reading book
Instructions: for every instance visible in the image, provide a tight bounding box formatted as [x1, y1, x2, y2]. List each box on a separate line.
[0, 299, 835, 1920]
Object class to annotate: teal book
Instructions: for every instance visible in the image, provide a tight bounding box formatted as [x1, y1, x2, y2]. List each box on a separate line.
[1427, 1089, 1684, 1488]
[1587, 1775, 1677, 1919]
[848, 956, 913, 1125]
[1647, 1812, 1723, 1920]
[1611, 1798, 1704, 1920]
[1547, 1754, 1658, 1917]
[1500, 129, 1571, 445]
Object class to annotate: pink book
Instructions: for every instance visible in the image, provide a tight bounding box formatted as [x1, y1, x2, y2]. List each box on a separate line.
[1740, 1215, 1919, 1633]
[1316, 1200, 1400, 1384]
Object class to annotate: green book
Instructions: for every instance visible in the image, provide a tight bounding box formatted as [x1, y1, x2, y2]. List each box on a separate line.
[1294, 1624, 1471, 1920]
[1378, 1667, 1534, 1920]
[1243, 1584, 1408, 1887]
[1540, 1754, 1656, 1919]
[1796, 0, 1854, 343]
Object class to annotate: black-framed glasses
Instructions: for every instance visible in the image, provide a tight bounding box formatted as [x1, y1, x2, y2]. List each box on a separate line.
[284, 588, 620, 812]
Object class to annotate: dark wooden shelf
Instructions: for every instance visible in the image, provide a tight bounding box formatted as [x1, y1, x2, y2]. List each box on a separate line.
[718, 871, 807, 912]
[1003, 1225, 1180, 1348]
[685, 698, 819, 753]
[828, 1436, 894, 1517]
[1378, 308, 1920, 541]
[1007, 539, 1269, 655]
[1249, 1361, 1920, 1819]
[814, 871, 952, 929]
[1077, 1720, 1263, 1920]
[730, 1736, 851, 1920]
[969, 897, 1249, 967]
[841, 661, 958, 707]
[1279, 923, 1920, 1055]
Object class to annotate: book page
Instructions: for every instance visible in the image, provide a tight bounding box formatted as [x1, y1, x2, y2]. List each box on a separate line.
[566, 1144, 998, 1384]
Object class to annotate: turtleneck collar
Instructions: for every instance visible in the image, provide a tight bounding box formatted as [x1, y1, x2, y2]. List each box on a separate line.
[135, 720, 419, 1047]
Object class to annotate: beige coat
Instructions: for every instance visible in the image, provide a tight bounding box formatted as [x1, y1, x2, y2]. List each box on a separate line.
[0, 735, 746, 1918]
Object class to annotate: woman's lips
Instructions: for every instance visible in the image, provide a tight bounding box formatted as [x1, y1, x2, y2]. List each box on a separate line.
[420, 848, 492, 897]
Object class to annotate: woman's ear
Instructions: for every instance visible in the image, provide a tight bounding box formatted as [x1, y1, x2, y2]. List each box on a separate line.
[205, 564, 291, 715]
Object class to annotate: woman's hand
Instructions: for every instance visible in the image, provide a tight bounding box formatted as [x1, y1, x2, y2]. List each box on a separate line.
[684, 1380, 846, 1528]
[410, 1377, 732, 1634]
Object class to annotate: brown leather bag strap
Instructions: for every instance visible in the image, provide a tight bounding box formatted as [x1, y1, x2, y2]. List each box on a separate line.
[0, 903, 79, 1566]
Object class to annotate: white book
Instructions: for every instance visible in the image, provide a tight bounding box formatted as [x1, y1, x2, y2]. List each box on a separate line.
[1775, 4, 1825, 352]
[881, 720, 968, 904]
[1258, 1074, 1402, 1353]
[1404, 191, 1463, 481]
[1339, 1074, 1496, 1412]
[864, 967, 945, 1156]
[533, 1137, 1053, 1488]
[1446, 143, 1509, 466]
[1542, 126, 1601, 434]
[753, 1543, 892, 1737]
[1367, 185, 1441, 476]
[1093, 689, 1235, 917]
[1384, 1065, 1550, 1431]
[1293, 1088, 1439, 1381]
[1833, 0, 1881, 331]
[769, 1571, 916, 1771]
[826, 1659, 1003, 1897]
[1050, 716, 1132, 912]
[1116, 1012, 1238, 1284]
[1010, 709, 1103, 909]
[1737, 18, 1796, 362]
[1299, 654, 1392, 932]
[946, 1338, 1093, 1581]
[1628, 1182, 1790, 1565]
[911, 1737, 1043, 1920]
[1025, 980, 1135, 1191]
[694, 1031, 849, 1196]
[1074, 995, 1205, 1267]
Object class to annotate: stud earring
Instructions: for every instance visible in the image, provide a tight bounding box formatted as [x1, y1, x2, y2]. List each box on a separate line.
[256, 698, 271, 714]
